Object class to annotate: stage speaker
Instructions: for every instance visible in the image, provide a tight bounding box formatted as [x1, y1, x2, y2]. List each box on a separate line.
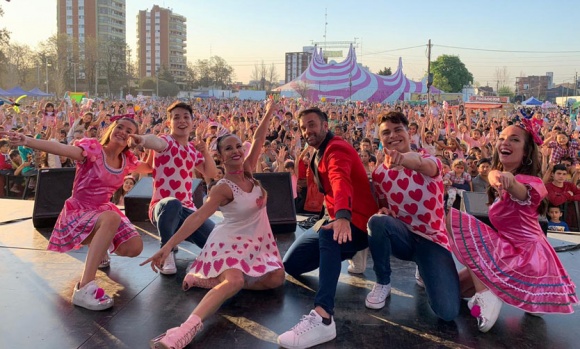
[124, 177, 206, 222]
[254, 172, 297, 234]
[124, 176, 153, 222]
[32, 167, 76, 229]
[461, 191, 548, 234]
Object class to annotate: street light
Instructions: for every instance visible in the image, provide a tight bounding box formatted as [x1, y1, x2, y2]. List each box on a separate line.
[45, 58, 51, 94]
[156, 65, 159, 96]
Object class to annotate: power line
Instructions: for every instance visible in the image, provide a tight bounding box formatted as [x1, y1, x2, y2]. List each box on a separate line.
[435, 44, 580, 54]
[359, 44, 426, 56]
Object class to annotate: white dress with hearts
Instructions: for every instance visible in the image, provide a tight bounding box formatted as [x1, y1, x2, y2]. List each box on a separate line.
[186, 178, 283, 279]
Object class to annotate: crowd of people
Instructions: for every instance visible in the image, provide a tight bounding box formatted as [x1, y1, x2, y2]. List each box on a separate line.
[0, 95, 578, 348]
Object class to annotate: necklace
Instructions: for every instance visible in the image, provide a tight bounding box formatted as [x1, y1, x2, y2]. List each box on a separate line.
[227, 169, 244, 175]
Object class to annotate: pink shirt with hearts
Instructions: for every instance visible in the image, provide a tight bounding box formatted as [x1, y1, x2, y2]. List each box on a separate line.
[372, 154, 449, 250]
[149, 134, 205, 220]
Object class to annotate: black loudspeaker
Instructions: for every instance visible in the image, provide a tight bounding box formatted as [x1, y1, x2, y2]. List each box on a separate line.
[32, 167, 76, 229]
[254, 172, 297, 234]
[461, 191, 548, 234]
[124, 176, 153, 222]
[124, 177, 205, 222]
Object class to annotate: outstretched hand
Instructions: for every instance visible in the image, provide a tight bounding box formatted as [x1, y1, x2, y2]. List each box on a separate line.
[127, 134, 143, 148]
[0, 131, 27, 146]
[488, 170, 514, 199]
[384, 149, 404, 169]
[139, 246, 172, 273]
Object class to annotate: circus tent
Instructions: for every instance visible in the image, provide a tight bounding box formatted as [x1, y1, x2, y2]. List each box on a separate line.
[276, 45, 440, 103]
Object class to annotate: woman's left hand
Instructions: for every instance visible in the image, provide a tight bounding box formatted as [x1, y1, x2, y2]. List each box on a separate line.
[488, 170, 515, 197]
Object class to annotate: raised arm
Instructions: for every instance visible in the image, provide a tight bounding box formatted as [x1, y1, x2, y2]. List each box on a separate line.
[244, 99, 278, 172]
[2, 130, 84, 161]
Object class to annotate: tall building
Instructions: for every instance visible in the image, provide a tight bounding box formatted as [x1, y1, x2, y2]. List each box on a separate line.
[285, 49, 313, 83]
[57, 0, 126, 44]
[57, 0, 126, 87]
[137, 5, 187, 86]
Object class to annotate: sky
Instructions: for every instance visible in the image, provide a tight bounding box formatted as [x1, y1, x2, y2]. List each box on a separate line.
[3, 0, 580, 87]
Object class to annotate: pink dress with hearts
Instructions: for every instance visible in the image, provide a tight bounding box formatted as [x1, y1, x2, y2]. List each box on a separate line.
[47, 138, 140, 253]
[449, 175, 578, 313]
[186, 178, 283, 280]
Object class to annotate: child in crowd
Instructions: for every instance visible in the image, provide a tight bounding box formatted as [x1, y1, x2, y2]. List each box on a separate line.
[544, 131, 579, 165]
[111, 175, 137, 206]
[1, 117, 152, 311]
[443, 159, 472, 209]
[547, 205, 570, 232]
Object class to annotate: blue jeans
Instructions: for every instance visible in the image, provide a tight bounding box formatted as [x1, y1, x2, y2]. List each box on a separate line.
[152, 197, 214, 249]
[283, 221, 368, 316]
[367, 214, 460, 321]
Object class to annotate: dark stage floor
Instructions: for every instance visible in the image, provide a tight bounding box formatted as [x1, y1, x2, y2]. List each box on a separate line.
[0, 199, 579, 349]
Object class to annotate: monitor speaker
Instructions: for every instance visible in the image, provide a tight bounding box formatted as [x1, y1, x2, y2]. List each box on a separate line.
[124, 177, 205, 222]
[254, 172, 297, 234]
[32, 168, 76, 229]
[461, 191, 548, 234]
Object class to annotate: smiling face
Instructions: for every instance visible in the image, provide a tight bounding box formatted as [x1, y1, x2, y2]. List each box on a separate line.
[379, 120, 410, 153]
[169, 107, 193, 138]
[217, 134, 245, 168]
[496, 125, 526, 172]
[299, 112, 328, 149]
[122, 178, 136, 192]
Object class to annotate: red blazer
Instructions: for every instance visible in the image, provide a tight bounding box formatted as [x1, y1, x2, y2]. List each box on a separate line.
[310, 136, 377, 232]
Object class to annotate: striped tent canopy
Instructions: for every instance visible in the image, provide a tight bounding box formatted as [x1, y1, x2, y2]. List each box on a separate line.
[276, 45, 440, 103]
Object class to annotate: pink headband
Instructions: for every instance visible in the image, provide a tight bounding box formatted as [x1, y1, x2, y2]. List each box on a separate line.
[519, 118, 543, 146]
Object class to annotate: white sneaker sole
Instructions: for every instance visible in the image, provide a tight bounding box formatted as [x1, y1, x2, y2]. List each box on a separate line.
[365, 299, 386, 310]
[277, 331, 336, 349]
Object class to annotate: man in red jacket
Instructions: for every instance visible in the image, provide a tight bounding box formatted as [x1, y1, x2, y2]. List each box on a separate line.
[545, 164, 580, 229]
[278, 107, 377, 349]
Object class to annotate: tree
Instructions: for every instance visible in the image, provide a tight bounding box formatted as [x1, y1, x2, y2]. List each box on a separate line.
[0, 5, 11, 85]
[209, 56, 234, 89]
[293, 80, 311, 100]
[6, 43, 34, 86]
[498, 86, 514, 99]
[377, 67, 392, 76]
[183, 62, 198, 90]
[159, 65, 175, 84]
[266, 63, 279, 91]
[99, 37, 128, 96]
[250, 61, 267, 90]
[431, 55, 473, 93]
[495, 66, 510, 90]
[194, 59, 211, 88]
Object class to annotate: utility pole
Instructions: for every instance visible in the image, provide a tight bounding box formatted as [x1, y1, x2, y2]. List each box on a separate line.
[575, 72, 578, 97]
[427, 39, 432, 102]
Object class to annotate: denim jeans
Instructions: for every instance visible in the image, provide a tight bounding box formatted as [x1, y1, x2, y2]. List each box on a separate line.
[283, 221, 369, 315]
[152, 197, 214, 249]
[367, 214, 460, 321]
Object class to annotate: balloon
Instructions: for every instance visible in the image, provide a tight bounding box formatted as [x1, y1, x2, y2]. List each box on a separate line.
[134, 105, 141, 112]
[321, 97, 326, 102]
[196, 97, 201, 102]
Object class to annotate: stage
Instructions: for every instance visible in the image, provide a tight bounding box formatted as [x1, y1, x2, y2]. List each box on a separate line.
[0, 199, 578, 348]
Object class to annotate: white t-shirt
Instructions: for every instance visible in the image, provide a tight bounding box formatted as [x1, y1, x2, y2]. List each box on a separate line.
[372, 154, 449, 249]
[149, 134, 205, 220]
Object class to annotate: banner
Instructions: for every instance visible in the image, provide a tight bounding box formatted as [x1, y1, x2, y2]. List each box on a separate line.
[468, 95, 509, 103]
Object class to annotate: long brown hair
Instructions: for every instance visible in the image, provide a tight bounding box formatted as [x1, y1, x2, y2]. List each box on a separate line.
[486, 126, 546, 214]
[216, 134, 268, 203]
[100, 117, 139, 153]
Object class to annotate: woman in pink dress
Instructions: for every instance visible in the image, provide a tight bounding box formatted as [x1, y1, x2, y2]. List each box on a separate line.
[448, 121, 578, 333]
[2, 118, 151, 311]
[141, 99, 285, 349]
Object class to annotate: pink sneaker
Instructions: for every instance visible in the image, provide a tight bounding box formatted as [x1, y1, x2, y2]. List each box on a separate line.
[150, 315, 203, 349]
[182, 273, 220, 291]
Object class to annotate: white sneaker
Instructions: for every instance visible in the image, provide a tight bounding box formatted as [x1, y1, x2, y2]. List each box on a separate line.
[71, 280, 114, 311]
[347, 248, 368, 274]
[415, 266, 425, 288]
[470, 290, 502, 333]
[365, 283, 391, 309]
[160, 252, 177, 275]
[277, 309, 336, 349]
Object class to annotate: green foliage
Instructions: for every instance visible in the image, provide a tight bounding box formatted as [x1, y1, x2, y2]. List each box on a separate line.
[498, 86, 514, 98]
[431, 55, 473, 93]
[377, 67, 392, 76]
